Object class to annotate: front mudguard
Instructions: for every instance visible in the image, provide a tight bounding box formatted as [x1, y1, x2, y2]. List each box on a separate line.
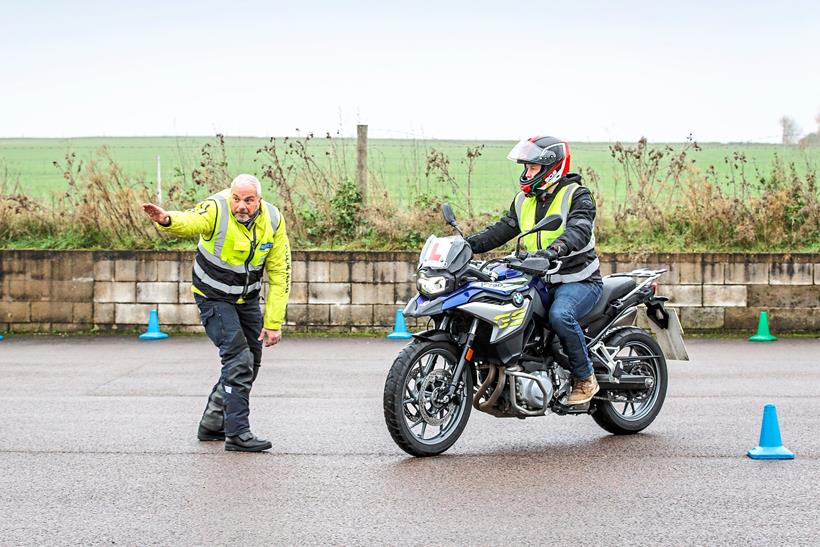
[412, 329, 456, 345]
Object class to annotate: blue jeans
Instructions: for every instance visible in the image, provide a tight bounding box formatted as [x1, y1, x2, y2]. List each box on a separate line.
[541, 280, 603, 379]
[195, 294, 263, 436]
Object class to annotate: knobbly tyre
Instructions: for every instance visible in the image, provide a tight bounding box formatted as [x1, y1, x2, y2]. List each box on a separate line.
[383, 204, 689, 457]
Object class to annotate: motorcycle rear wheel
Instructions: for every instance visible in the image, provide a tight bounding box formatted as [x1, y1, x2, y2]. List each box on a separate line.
[592, 327, 668, 435]
[383, 340, 473, 457]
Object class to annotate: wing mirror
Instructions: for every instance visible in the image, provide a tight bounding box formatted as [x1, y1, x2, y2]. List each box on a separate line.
[440, 203, 464, 237]
[515, 214, 562, 257]
[530, 214, 562, 233]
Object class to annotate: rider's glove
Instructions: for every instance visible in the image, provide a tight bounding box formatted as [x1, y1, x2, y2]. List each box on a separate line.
[535, 241, 568, 261]
[550, 241, 568, 256]
[534, 248, 559, 261]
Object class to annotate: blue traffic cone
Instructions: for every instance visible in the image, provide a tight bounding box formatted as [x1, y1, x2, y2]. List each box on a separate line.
[386, 309, 413, 339]
[747, 404, 794, 460]
[139, 309, 169, 340]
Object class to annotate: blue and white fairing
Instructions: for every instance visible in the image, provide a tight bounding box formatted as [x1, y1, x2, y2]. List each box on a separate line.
[405, 279, 515, 316]
[404, 249, 524, 313]
[404, 234, 555, 346]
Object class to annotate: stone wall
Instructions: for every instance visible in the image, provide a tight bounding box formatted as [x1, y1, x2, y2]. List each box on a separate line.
[0, 250, 818, 333]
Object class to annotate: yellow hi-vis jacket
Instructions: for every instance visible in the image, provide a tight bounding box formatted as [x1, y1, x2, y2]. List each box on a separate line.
[514, 182, 599, 284]
[157, 189, 291, 330]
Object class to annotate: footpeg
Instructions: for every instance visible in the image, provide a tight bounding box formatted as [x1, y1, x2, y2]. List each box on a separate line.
[553, 401, 591, 415]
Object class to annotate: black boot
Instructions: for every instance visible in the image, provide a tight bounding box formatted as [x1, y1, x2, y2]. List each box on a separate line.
[197, 424, 225, 441]
[198, 382, 226, 441]
[225, 431, 272, 452]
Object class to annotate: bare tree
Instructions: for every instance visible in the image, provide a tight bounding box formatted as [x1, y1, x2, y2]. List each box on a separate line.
[779, 116, 802, 145]
[798, 111, 820, 145]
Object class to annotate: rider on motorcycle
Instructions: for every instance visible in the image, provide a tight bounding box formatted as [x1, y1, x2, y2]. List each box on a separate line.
[466, 136, 604, 405]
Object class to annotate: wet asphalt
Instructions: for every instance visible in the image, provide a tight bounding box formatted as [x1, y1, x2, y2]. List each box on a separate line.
[0, 335, 818, 546]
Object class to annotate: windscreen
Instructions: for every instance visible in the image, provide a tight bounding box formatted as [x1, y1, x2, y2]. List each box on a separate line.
[418, 236, 470, 271]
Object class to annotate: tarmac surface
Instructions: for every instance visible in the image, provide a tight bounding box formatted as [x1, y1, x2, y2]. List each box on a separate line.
[0, 335, 819, 545]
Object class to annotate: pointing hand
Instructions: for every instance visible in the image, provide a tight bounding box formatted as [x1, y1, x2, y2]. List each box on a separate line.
[142, 203, 170, 226]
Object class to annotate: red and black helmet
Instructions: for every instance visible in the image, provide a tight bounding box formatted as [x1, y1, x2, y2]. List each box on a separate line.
[507, 136, 570, 196]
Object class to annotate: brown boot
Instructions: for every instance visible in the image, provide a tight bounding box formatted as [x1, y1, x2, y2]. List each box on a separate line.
[565, 374, 600, 405]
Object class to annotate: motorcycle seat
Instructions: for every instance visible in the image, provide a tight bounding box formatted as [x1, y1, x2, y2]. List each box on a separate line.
[579, 276, 637, 325]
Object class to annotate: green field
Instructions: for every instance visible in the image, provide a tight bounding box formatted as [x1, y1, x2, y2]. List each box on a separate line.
[1, 137, 817, 212]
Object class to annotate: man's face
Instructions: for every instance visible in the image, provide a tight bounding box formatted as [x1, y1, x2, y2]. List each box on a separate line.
[524, 163, 541, 181]
[230, 185, 259, 222]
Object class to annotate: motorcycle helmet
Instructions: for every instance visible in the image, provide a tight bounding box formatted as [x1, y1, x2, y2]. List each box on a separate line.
[507, 136, 570, 196]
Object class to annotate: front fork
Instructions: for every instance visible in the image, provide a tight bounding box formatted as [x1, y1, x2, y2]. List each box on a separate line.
[438, 318, 479, 404]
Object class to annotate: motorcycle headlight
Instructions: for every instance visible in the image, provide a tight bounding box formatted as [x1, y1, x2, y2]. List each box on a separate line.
[417, 274, 449, 297]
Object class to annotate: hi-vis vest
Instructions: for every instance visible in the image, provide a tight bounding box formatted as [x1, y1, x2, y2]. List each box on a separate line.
[514, 183, 600, 284]
[194, 190, 281, 300]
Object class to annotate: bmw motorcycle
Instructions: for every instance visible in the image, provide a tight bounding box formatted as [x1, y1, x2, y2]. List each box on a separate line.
[383, 204, 688, 457]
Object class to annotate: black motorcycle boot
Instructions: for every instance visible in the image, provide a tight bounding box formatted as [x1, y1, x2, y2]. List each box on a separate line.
[225, 431, 272, 452]
[197, 424, 226, 441]
[198, 383, 226, 441]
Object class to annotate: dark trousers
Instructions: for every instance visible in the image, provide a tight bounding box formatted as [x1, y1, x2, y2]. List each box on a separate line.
[542, 280, 603, 379]
[195, 294, 263, 436]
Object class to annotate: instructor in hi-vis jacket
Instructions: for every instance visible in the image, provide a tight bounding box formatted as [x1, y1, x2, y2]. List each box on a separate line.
[142, 174, 291, 452]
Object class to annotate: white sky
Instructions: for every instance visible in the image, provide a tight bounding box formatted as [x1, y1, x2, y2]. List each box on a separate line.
[2, 0, 818, 142]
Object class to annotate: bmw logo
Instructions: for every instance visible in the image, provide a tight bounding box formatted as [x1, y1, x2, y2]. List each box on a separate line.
[512, 292, 524, 307]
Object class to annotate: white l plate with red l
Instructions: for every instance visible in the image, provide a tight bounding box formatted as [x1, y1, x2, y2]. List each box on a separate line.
[419, 236, 454, 269]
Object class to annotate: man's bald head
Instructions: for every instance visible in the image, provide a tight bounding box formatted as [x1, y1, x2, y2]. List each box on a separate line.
[229, 174, 262, 222]
[231, 174, 262, 197]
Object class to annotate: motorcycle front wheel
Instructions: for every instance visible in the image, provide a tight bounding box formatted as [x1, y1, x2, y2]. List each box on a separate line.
[383, 340, 473, 457]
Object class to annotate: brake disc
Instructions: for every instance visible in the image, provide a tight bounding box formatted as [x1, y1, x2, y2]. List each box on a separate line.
[418, 369, 454, 426]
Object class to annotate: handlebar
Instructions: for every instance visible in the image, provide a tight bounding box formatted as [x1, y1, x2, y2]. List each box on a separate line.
[496, 254, 562, 277]
[468, 253, 562, 279]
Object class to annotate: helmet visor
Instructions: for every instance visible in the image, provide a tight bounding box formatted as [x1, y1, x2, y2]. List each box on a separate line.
[507, 138, 562, 165]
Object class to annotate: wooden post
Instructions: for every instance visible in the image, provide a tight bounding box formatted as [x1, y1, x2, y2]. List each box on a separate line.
[356, 124, 368, 204]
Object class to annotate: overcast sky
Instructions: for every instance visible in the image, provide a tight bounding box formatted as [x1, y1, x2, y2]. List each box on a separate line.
[2, 0, 818, 142]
